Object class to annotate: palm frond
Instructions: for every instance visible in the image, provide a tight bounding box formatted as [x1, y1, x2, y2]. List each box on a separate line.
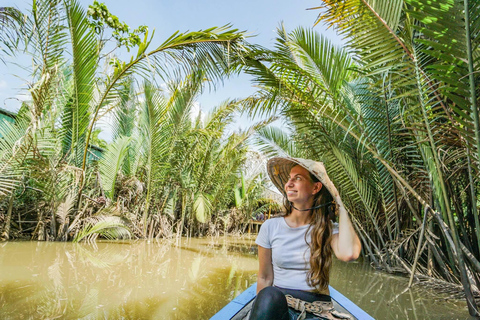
[73, 214, 131, 243]
[254, 126, 298, 157]
[0, 7, 24, 61]
[99, 135, 131, 199]
[0, 115, 30, 198]
[193, 193, 212, 223]
[63, 0, 98, 166]
[56, 192, 76, 224]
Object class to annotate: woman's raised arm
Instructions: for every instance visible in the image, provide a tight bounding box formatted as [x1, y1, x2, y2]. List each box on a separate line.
[320, 171, 361, 261]
[331, 197, 361, 261]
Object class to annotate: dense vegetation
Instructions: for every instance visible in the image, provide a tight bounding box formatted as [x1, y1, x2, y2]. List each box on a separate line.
[1, 0, 479, 315]
[0, 0, 277, 243]
[242, 0, 480, 315]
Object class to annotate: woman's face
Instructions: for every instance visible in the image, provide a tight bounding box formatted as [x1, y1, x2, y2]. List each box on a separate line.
[284, 165, 322, 206]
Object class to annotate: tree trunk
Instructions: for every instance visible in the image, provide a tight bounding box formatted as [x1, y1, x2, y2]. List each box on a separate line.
[38, 221, 45, 241]
[1, 194, 14, 241]
[408, 206, 429, 288]
[433, 211, 479, 316]
[427, 220, 433, 277]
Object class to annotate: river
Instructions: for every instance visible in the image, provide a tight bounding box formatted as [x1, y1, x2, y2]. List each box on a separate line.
[0, 237, 473, 319]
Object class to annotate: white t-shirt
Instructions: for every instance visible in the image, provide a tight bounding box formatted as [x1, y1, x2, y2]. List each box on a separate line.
[255, 216, 339, 291]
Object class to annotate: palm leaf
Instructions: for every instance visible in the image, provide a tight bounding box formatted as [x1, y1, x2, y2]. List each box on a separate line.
[254, 126, 298, 157]
[0, 115, 31, 198]
[73, 214, 131, 243]
[63, 0, 98, 166]
[99, 135, 131, 199]
[0, 7, 24, 61]
[56, 192, 76, 224]
[193, 193, 212, 223]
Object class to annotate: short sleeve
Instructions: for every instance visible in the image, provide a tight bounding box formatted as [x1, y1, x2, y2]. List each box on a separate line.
[332, 222, 339, 235]
[255, 219, 271, 248]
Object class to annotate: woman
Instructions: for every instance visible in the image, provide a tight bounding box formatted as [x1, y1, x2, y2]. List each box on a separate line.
[250, 157, 361, 320]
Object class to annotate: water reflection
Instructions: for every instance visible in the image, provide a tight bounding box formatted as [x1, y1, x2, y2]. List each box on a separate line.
[0, 238, 473, 319]
[330, 259, 472, 320]
[0, 238, 257, 319]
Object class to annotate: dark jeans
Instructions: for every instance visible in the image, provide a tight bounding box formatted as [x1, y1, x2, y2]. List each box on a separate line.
[249, 286, 331, 320]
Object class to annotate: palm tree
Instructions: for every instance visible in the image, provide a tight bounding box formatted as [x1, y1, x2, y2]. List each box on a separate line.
[316, 1, 480, 314]
[3, 0, 258, 241]
[0, 0, 250, 240]
[0, 0, 248, 198]
[94, 69, 270, 238]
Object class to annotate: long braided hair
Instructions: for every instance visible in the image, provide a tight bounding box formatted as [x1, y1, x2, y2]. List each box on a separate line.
[283, 170, 335, 292]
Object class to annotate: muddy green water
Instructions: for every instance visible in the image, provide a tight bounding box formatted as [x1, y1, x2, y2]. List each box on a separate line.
[0, 237, 473, 319]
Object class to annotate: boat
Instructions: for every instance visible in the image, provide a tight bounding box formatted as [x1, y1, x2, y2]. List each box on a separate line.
[210, 283, 374, 320]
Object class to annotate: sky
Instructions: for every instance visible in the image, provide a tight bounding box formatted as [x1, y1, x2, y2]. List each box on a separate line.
[1, 0, 344, 140]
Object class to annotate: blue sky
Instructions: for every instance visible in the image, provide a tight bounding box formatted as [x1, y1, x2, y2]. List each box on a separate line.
[1, 0, 343, 138]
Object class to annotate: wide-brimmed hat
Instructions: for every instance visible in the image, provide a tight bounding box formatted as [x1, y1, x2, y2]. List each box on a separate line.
[267, 157, 335, 199]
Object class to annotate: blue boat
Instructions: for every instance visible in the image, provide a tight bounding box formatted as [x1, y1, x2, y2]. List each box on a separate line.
[211, 283, 374, 320]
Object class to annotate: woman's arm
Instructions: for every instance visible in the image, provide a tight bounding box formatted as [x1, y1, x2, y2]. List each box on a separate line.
[318, 166, 361, 261]
[256, 245, 274, 293]
[330, 197, 361, 261]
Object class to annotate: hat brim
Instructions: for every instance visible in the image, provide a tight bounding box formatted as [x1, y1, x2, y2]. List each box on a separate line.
[267, 157, 335, 199]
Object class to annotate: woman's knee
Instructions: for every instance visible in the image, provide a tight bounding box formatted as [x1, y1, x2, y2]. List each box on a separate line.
[250, 286, 289, 320]
[256, 286, 286, 303]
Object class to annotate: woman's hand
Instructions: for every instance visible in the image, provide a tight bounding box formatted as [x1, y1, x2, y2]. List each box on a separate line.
[315, 163, 340, 199]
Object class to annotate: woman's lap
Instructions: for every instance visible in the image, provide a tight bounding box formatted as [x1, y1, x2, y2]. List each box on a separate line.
[250, 286, 323, 320]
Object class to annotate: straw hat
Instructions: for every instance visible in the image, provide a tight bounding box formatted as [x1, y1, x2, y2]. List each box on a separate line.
[267, 157, 336, 199]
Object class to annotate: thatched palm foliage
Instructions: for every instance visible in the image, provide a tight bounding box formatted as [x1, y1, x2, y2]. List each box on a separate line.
[243, 0, 480, 314]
